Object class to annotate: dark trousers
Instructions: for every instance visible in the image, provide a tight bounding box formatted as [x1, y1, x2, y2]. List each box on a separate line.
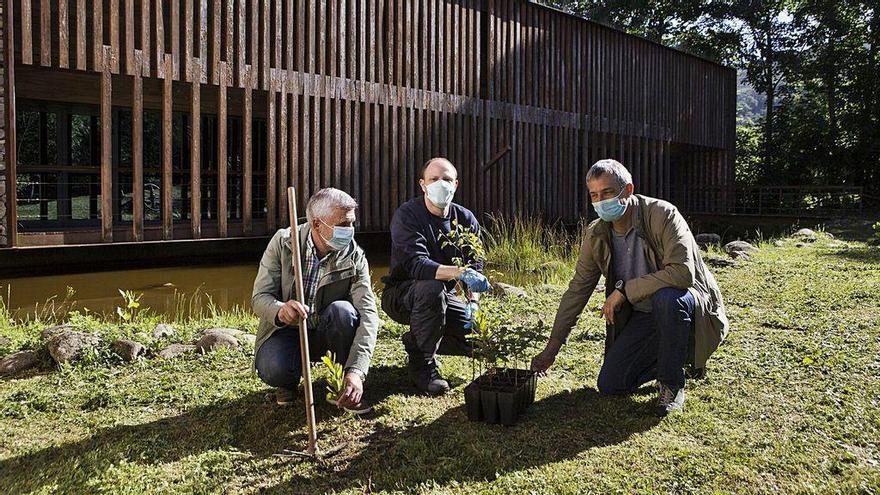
[381, 279, 472, 359]
[255, 300, 359, 390]
[597, 287, 695, 394]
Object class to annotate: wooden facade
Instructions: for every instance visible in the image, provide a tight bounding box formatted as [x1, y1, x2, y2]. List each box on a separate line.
[0, 0, 735, 248]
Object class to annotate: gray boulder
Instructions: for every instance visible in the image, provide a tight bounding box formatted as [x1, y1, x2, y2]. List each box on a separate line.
[40, 324, 76, 341]
[492, 282, 528, 299]
[0, 335, 10, 347]
[198, 327, 244, 338]
[0, 351, 40, 375]
[695, 233, 722, 249]
[111, 339, 146, 362]
[196, 331, 240, 353]
[158, 343, 196, 359]
[792, 228, 817, 242]
[773, 240, 785, 247]
[47, 331, 102, 365]
[724, 241, 757, 259]
[237, 334, 257, 347]
[152, 323, 176, 339]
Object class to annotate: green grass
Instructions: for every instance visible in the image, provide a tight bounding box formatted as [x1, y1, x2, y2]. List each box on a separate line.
[1, 234, 879, 493]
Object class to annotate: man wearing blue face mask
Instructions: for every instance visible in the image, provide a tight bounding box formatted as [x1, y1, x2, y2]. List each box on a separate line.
[252, 188, 380, 413]
[382, 157, 492, 395]
[531, 159, 729, 416]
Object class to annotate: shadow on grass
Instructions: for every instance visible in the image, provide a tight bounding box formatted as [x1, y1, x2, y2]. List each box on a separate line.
[0, 365, 405, 493]
[822, 245, 880, 264]
[267, 386, 662, 493]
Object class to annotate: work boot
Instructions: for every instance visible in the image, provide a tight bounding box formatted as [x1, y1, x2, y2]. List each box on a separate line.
[656, 382, 685, 416]
[408, 356, 450, 396]
[275, 387, 296, 407]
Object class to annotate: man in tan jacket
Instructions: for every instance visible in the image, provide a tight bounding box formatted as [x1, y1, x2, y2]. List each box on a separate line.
[532, 159, 729, 416]
[252, 188, 380, 411]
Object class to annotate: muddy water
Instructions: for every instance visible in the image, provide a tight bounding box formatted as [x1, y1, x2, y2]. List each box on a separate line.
[1, 259, 390, 320]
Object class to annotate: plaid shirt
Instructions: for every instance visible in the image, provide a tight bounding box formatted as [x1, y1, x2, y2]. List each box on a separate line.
[302, 233, 331, 309]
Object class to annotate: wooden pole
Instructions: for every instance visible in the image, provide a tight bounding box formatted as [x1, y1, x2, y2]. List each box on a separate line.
[287, 186, 318, 456]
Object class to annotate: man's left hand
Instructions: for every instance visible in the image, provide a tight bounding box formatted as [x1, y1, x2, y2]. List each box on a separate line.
[602, 289, 627, 325]
[337, 371, 364, 409]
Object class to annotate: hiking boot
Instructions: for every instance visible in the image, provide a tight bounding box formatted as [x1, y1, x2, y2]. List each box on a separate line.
[408, 356, 450, 396]
[656, 383, 685, 416]
[275, 387, 296, 407]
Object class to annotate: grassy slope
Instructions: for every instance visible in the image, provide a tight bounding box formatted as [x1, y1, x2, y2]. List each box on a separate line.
[0, 236, 878, 494]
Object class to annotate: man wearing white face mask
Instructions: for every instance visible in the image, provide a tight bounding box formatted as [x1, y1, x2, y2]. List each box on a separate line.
[252, 188, 380, 412]
[382, 157, 492, 395]
[531, 159, 729, 416]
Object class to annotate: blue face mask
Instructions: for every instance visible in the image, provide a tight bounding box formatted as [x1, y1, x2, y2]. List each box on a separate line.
[425, 180, 457, 209]
[319, 220, 355, 251]
[592, 189, 628, 222]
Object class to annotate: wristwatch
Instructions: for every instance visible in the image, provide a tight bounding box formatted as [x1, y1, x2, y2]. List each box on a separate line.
[615, 280, 628, 301]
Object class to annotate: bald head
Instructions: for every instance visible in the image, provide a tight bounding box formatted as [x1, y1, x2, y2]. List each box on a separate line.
[422, 157, 458, 181]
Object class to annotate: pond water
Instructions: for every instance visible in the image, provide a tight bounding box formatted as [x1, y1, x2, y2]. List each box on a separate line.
[0, 258, 390, 320]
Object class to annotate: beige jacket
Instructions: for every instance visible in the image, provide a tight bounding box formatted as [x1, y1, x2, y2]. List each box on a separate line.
[550, 194, 729, 369]
[252, 224, 380, 376]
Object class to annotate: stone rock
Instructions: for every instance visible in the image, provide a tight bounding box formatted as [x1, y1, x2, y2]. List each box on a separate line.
[47, 331, 103, 365]
[237, 334, 257, 346]
[0, 335, 10, 347]
[792, 228, 817, 242]
[198, 327, 244, 338]
[723, 241, 757, 259]
[774, 240, 785, 247]
[0, 351, 39, 375]
[196, 331, 240, 353]
[152, 323, 176, 339]
[695, 233, 722, 249]
[158, 343, 196, 359]
[40, 324, 76, 341]
[111, 339, 146, 362]
[492, 282, 528, 299]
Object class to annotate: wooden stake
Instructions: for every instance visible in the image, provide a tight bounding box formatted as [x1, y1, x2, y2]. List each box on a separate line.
[287, 186, 318, 456]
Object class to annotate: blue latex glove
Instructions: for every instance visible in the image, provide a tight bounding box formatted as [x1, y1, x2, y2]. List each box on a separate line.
[459, 268, 491, 293]
[463, 301, 479, 329]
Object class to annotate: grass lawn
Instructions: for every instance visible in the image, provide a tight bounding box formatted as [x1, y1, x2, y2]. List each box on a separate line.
[0, 234, 878, 494]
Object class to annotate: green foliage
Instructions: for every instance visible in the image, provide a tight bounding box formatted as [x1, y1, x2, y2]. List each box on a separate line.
[467, 298, 547, 376]
[321, 351, 345, 403]
[116, 289, 145, 324]
[483, 214, 583, 285]
[439, 219, 486, 270]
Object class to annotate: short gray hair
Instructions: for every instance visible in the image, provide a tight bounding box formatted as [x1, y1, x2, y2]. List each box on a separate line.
[586, 159, 633, 191]
[306, 188, 358, 223]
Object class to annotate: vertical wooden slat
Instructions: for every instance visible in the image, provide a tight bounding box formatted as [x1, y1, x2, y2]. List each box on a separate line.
[110, 0, 119, 72]
[199, 0, 208, 81]
[243, 68, 253, 233]
[266, 70, 277, 230]
[5, 0, 19, 246]
[58, 0, 70, 68]
[39, 0, 50, 66]
[212, 0, 221, 84]
[141, 0, 150, 76]
[132, 51, 144, 241]
[191, 60, 202, 239]
[171, 0, 180, 78]
[162, 55, 173, 240]
[100, 46, 113, 242]
[75, 0, 86, 70]
[217, 62, 228, 237]
[125, 0, 135, 74]
[155, 0, 165, 78]
[278, 72, 288, 223]
[20, 0, 33, 65]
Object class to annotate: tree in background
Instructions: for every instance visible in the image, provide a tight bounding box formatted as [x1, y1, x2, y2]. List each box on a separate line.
[537, 0, 880, 198]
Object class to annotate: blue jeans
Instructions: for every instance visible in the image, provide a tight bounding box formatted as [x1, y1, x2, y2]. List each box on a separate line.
[255, 300, 360, 389]
[597, 287, 695, 393]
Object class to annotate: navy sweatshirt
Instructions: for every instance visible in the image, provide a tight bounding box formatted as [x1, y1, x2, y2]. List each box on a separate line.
[388, 195, 484, 283]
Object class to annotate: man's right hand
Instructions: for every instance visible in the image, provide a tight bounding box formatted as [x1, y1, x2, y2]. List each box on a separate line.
[276, 300, 310, 326]
[531, 339, 562, 374]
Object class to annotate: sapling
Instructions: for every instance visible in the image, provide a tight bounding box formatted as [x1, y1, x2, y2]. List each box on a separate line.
[321, 351, 345, 404]
[439, 219, 487, 302]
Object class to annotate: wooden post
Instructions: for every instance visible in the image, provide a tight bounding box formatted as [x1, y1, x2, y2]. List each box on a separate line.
[132, 51, 144, 241]
[101, 46, 114, 242]
[5, 0, 18, 246]
[287, 186, 318, 456]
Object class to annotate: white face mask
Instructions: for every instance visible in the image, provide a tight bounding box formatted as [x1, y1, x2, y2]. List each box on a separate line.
[424, 180, 457, 209]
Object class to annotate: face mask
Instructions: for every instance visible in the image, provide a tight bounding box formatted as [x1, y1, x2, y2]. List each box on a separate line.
[425, 180, 457, 209]
[592, 189, 628, 222]
[319, 220, 355, 251]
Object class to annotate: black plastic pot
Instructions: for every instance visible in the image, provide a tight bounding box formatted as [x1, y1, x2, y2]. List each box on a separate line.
[463, 368, 538, 426]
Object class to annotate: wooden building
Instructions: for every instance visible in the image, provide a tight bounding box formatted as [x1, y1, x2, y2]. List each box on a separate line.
[0, 0, 735, 249]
